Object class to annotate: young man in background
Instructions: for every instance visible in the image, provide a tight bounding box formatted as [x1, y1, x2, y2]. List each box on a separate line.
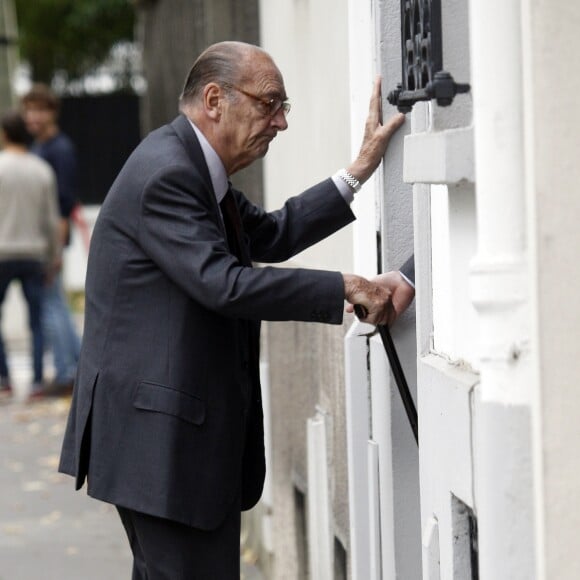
[21, 85, 81, 396]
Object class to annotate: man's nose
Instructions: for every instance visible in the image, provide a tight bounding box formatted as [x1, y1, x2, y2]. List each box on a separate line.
[270, 108, 288, 131]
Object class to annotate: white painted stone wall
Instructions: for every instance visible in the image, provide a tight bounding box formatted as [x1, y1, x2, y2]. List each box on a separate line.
[259, 1, 356, 578]
[521, 1, 580, 578]
[402, 0, 480, 574]
[259, 0, 353, 274]
[402, 0, 580, 578]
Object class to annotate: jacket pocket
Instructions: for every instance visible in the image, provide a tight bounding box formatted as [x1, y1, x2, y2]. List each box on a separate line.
[133, 381, 206, 425]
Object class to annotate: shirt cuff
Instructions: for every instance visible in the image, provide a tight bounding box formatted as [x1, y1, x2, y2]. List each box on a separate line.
[331, 172, 355, 205]
[400, 271, 415, 289]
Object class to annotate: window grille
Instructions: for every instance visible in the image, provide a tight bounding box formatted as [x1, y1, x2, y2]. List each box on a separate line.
[387, 0, 470, 112]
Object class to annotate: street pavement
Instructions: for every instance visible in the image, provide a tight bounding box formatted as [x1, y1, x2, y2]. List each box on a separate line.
[0, 352, 264, 579]
[0, 393, 132, 579]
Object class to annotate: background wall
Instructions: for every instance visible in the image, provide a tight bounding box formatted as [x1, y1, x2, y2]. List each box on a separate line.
[260, 0, 353, 273]
[259, 0, 354, 577]
[523, 1, 580, 577]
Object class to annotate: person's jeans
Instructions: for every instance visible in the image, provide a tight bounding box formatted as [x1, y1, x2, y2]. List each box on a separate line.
[0, 260, 45, 384]
[43, 273, 81, 384]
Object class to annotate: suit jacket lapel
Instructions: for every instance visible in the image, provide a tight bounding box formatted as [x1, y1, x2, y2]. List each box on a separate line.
[169, 115, 227, 236]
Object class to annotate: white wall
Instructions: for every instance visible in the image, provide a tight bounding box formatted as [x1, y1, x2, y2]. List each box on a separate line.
[343, 1, 422, 579]
[402, 0, 482, 577]
[260, 1, 580, 578]
[258, 4, 356, 577]
[259, 0, 354, 274]
[522, 1, 580, 578]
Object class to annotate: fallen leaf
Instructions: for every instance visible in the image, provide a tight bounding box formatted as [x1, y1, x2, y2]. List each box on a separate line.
[40, 510, 62, 525]
[22, 481, 47, 492]
[26, 422, 43, 435]
[5, 460, 24, 472]
[49, 423, 65, 436]
[37, 455, 60, 468]
[3, 524, 25, 536]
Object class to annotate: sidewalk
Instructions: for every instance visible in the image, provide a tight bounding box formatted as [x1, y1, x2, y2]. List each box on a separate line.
[0, 352, 264, 579]
[0, 352, 133, 579]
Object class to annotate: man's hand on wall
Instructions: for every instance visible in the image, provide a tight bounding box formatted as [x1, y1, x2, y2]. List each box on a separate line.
[347, 76, 406, 185]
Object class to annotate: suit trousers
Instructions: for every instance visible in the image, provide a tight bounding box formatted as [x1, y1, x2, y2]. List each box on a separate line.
[116, 500, 242, 580]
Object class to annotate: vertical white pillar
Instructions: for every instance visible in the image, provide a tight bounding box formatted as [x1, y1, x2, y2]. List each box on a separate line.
[259, 361, 274, 555]
[367, 440, 382, 580]
[0, 0, 17, 108]
[469, 0, 530, 404]
[347, 0, 377, 278]
[344, 323, 372, 580]
[369, 335, 396, 580]
[422, 516, 441, 580]
[307, 411, 332, 580]
[469, 0, 535, 578]
[520, 2, 580, 579]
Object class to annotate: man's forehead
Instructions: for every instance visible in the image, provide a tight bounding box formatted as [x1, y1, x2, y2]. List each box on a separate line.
[244, 61, 286, 97]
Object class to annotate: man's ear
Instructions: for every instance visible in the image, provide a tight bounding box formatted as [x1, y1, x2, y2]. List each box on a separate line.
[203, 83, 223, 120]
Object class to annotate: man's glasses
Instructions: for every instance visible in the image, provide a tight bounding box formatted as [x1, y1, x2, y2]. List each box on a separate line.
[228, 85, 291, 118]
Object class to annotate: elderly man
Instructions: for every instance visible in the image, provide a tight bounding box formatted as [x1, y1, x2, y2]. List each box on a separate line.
[59, 41, 409, 578]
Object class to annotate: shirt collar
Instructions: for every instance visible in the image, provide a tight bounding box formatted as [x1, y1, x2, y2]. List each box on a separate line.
[188, 119, 229, 203]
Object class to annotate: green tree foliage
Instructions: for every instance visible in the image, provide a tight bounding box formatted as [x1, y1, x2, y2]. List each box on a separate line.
[14, 0, 135, 83]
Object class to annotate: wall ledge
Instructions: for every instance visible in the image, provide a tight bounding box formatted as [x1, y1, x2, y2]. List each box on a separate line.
[404, 126, 474, 185]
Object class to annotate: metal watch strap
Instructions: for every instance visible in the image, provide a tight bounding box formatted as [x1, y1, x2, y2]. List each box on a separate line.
[337, 169, 361, 193]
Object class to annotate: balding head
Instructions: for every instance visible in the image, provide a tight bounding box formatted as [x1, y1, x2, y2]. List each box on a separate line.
[179, 41, 288, 175]
[179, 41, 267, 110]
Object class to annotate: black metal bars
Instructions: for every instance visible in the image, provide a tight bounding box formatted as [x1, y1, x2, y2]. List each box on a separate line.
[387, 0, 470, 112]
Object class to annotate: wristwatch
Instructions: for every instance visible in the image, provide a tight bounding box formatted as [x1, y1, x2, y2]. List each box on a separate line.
[337, 169, 362, 193]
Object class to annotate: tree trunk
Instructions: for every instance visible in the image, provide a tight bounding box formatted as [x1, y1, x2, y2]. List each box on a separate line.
[136, 0, 261, 202]
[0, 0, 18, 109]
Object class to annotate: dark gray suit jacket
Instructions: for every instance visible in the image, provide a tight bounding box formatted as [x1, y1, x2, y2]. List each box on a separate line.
[59, 114, 355, 530]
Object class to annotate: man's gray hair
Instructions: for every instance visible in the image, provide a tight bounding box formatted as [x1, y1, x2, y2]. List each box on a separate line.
[179, 41, 261, 108]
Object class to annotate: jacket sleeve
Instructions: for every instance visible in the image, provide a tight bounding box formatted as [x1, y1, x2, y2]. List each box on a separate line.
[137, 164, 346, 324]
[235, 178, 356, 263]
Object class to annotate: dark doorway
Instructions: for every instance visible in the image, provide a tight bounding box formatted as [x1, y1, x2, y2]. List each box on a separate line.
[60, 93, 141, 205]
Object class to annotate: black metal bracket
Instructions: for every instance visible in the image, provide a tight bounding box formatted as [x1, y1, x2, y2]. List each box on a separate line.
[388, 71, 470, 113]
[387, 0, 470, 113]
